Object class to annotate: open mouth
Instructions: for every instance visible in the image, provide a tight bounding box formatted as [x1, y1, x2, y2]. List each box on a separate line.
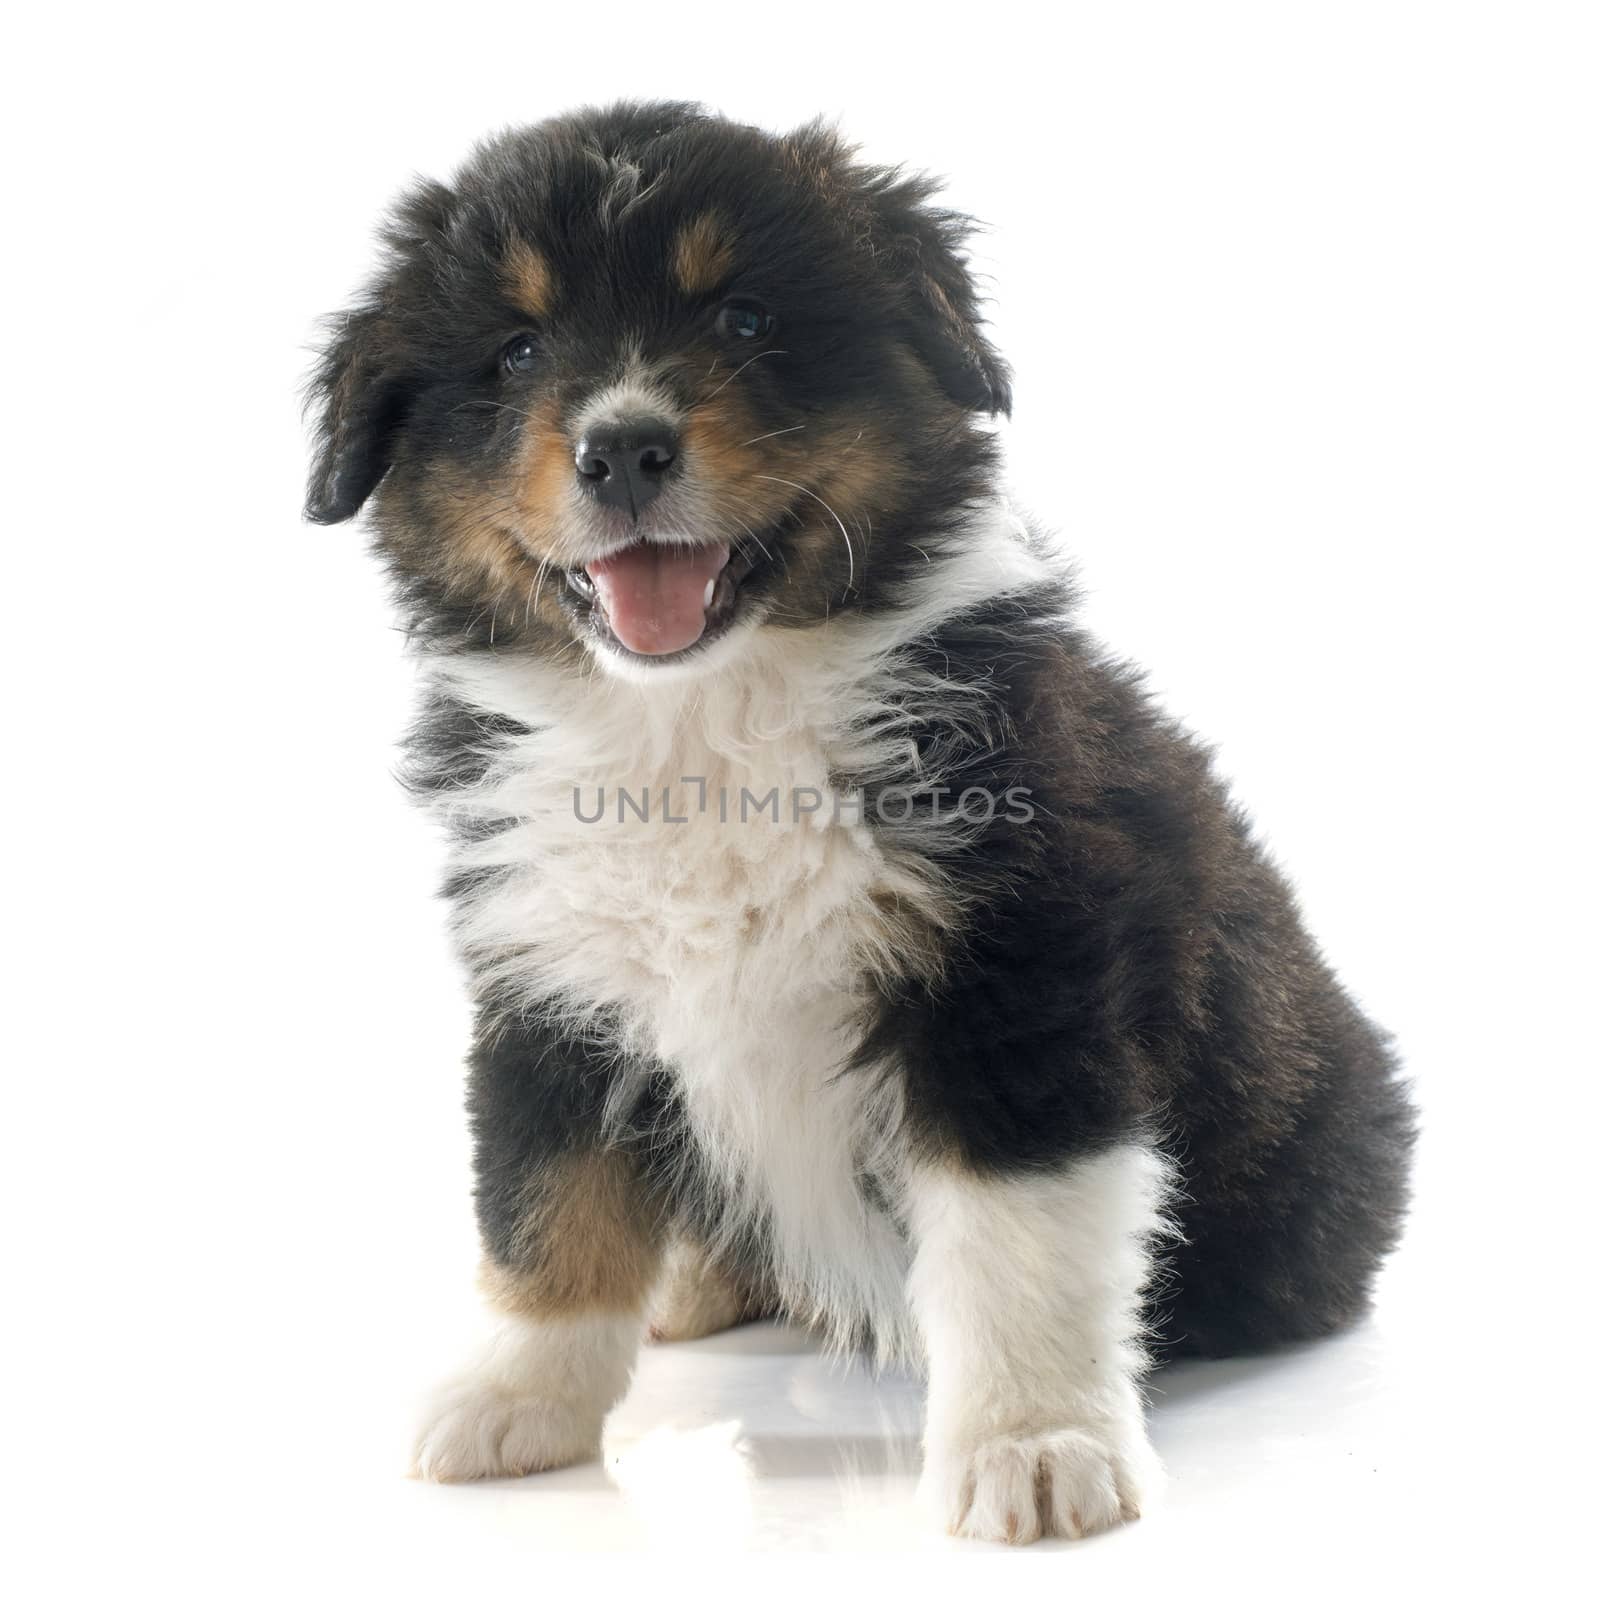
[564, 539, 758, 661]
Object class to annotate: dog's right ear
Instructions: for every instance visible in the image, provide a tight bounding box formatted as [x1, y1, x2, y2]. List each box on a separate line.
[303, 304, 411, 525]
[304, 181, 458, 524]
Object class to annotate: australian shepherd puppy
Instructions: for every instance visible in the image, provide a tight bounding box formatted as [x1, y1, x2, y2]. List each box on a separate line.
[305, 101, 1415, 1543]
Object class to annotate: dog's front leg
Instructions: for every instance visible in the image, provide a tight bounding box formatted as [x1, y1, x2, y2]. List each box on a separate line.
[412, 1018, 667, 1482]
[905, 1144, 1173, 1543]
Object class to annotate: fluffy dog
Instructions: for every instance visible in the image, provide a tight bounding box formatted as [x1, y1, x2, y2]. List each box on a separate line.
[305, 101, 1414, 1543]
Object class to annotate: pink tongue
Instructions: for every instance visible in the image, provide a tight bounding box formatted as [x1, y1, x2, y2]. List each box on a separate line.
[586, 542, 731, 656]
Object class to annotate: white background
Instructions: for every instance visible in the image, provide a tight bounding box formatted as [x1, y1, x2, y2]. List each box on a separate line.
[6, 2, 1596, 1591]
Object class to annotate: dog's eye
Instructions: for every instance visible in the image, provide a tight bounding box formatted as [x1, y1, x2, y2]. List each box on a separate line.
[502, 335, 539, 374]
[714, 299, 776, 342]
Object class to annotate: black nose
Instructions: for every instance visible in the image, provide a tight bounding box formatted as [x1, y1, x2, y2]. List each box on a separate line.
[574, 419, 680, 517]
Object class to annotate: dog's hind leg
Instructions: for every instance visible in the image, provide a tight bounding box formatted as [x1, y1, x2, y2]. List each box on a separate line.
[648, 1234, 776, 1342]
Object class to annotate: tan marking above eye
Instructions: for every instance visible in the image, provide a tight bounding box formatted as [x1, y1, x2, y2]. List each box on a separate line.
[502, 239, 557, 320]
[673, 212, 736, 296]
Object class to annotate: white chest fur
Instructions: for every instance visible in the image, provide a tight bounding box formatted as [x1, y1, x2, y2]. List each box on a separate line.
[424, 505, 1056, 1355]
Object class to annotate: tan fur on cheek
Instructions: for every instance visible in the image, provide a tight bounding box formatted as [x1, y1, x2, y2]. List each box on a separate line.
[502, 239, 557, 320]
[776, 409, 912, 590]
[680, 400, 795, 529]
[809, 354, 938, 523]
[513, 399, 581, 553]
[415, 471, 533, 598]
[416, 400, 581, 611]
[677, 388, 915, 607]
[672, 212, 735, 296]
[816, 415, 909, 514]
[404, 411, 577, 635]
[482, 1149, 666, 1319]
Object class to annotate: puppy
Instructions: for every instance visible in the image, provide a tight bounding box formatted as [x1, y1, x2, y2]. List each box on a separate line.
[306, 101, 1414, 1543]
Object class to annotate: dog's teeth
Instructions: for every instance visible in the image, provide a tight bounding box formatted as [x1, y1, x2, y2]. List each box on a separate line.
[704, 580, 715, 608]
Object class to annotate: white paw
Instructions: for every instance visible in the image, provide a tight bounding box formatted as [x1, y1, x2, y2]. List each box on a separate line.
[927, 1424, 1158, 1544]
[411, 1381, 603, 1482]
[412, 1310, 643, 1482]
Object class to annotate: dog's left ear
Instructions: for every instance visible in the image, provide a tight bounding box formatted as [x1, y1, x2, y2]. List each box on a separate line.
[303, 306, 412, 524]
[879, 177, 1013, 417]
[784, 124, 1012, 416]
[856, 169, 1012, 417]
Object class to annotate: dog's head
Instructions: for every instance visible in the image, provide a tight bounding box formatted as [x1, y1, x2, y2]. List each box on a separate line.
[306, 102, 1010, 676]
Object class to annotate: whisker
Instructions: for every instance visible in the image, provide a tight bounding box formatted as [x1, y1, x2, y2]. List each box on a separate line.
[738, 423, 807, 448]
[530, 552, 556, 619]
[754, 474, 856, 595]
[445, 398, 535, 422]
[732, 518, 772, 564]
[704, 348, 789, 402]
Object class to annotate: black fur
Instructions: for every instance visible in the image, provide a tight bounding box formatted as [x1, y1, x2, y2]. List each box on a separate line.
[854, 598, 1415, 1353]
[310, 101, 1414, 1361]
